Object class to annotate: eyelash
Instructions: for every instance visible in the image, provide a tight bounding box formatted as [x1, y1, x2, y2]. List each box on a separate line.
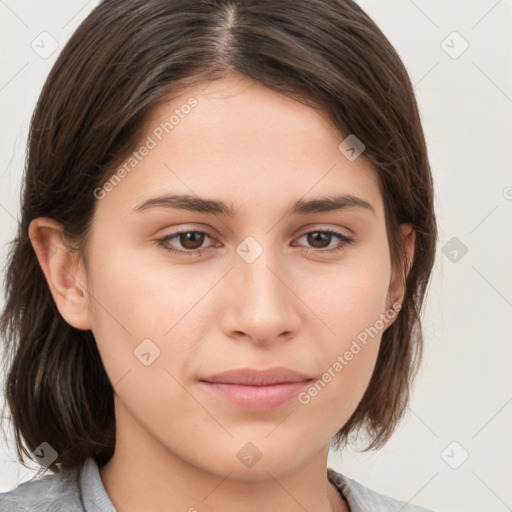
[156, 228, 354, 257]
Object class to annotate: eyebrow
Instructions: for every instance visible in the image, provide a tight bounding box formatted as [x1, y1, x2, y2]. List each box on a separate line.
[132, 193, 375, 217]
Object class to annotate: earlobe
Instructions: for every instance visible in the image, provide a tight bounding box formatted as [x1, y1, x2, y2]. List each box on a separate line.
[28, 217, 92, 330]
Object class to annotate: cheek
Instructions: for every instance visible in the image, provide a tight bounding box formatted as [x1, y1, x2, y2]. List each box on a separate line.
[84, 236, 218, 392]
[307, 246, 391, 337]
[301, 249, 391, 409]
[84, 242, 164, 378]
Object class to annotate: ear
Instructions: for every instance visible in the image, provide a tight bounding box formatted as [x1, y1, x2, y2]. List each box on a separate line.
[28, 217, 92, 330]
[386, 222, 416, 310]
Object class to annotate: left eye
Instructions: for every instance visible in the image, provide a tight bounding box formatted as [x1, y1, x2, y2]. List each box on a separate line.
[293, 229, 354, 252]
[156, 229, 354, 256]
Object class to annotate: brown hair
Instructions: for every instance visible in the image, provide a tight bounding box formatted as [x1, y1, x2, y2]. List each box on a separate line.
[1, 0, 437, 474]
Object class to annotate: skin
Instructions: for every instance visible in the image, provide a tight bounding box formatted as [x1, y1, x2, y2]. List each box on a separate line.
[29, 74, 415, 512]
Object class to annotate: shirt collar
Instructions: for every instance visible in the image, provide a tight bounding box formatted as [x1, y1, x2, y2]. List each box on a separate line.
[80, 457, 117, 511]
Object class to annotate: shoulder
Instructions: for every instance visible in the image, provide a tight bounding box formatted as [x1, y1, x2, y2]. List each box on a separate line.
[0, 465, 83, 512]
[328, 467, 436, 512]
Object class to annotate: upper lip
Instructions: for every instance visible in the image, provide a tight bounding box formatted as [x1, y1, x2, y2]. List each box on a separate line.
[200, 367, 313, 386]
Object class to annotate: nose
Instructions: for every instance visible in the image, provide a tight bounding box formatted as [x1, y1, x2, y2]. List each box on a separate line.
[219, 241, 300, 345]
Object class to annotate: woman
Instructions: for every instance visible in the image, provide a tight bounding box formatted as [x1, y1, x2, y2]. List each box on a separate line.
[0, 0, 437, 510]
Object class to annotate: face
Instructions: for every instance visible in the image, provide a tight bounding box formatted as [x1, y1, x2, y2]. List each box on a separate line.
[43, 75, 410, 480]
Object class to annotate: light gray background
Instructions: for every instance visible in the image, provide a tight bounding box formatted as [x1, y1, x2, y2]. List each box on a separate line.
[1, 1, 511, 511]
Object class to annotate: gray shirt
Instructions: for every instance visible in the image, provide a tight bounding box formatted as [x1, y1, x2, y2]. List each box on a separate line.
[0, 457, 435, 511]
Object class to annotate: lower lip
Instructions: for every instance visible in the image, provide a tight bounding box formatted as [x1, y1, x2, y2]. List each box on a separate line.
[200, 380, 313, 411]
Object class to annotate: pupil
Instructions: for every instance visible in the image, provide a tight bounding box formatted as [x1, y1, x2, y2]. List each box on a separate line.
[181, 232, 204, 250]
[308, 232, 330, 248]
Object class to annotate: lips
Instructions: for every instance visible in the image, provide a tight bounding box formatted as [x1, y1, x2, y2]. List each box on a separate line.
[199, 367, 314, 411]
[200, 367, 313, 386]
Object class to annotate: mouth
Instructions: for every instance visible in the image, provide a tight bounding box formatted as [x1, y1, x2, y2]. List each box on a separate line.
[199, 367, 314, 411]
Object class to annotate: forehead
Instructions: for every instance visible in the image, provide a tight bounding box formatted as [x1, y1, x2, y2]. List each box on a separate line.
[98, 75, 384, 220]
